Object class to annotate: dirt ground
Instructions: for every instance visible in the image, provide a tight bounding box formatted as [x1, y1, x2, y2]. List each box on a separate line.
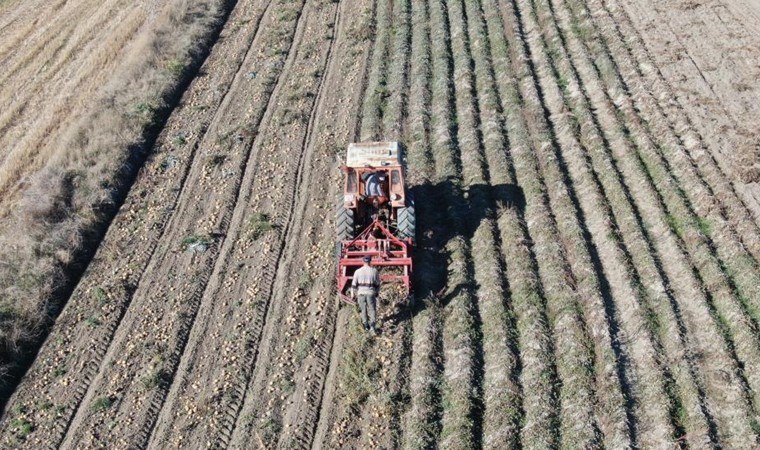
[0, 0, 197, 211]
[1, 0, 760, 448]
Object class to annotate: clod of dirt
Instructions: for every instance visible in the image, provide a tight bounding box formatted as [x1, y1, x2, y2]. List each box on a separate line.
[161, 156, 179, 172]
[187, 242, 208, 253]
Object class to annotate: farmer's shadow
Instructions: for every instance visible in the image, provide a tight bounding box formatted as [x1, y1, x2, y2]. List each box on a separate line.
[383, 177, 526, 323]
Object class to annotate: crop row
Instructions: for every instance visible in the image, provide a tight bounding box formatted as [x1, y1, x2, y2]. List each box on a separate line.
[424, 1, 483, 448]
[359, 0, 393, 142]
[459, 0, 529, 447]
[408, 0, 627, 447]
[559, 1, 760, 412]
[576, 0, 760, 333]
[325, 0, 419, 446]
[559, 0, 760, 441]
[520, 0, 714, 444]
[404, 0, 446, 448]
[523, 0, 760, 444]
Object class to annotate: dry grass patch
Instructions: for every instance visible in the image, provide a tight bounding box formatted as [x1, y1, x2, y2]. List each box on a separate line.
[0, 0, 229, 393]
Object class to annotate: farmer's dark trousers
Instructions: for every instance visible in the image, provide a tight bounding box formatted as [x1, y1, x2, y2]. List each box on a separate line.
[357, 293, 377, 329]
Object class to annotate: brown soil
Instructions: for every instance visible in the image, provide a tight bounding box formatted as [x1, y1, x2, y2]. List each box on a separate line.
[1, 0, 759, 448]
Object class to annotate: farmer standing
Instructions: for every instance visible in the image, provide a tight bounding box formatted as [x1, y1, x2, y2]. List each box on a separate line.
[352, 255, 380, 334]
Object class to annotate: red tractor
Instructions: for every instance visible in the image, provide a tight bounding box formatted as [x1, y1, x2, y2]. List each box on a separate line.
[336, 142, 415, 304]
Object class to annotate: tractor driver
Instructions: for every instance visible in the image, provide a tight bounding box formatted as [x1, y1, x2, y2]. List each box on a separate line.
[362, 171, 386, 198]
[351, 255, 380, 335]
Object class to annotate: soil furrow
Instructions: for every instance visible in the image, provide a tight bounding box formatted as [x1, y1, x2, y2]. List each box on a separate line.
[457, 1, 531, 447]
[403, 0, 447, 447]
[438, 1, 495, 448]
[52, 1, 311, 447]
[544, 0, 760, 442]
[541, 0, 760, 438]
[596, 0, 760, 238]
[423, 1, 483, 447]
[213, 2, 345, 447]
[488, 0, 627, 446]
[547, 0, 760, 345]
[498, 0, 683, 446]
[382, 0, 411, 140]
[145, 1, 343, 448]
[377, 1, 415, 447]
[615, 0, 760, 148]
[486, 1, 575, 447]
[0, 0, 275, 447]
[3, 0, 760, 447]
[525, 0, 725, 444]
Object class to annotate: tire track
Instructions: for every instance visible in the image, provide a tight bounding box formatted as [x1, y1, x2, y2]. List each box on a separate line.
[147, 1, 338, 446]
[3, 0, 759, 448]
[309, 307, 352, 450]
[222, 1, 375, 447]
[199, 1, 344, 447]
[0, 1, 274, 447]
[308, 1, 381, 447]
[54, 1, 311, 447]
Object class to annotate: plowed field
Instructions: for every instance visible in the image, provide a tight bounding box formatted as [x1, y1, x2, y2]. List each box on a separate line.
[2, 0, 760, 448]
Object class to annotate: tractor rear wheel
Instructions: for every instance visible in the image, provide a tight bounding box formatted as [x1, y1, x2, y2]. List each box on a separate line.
[397, 197, 416, 244]
[336, 205, 355, 241]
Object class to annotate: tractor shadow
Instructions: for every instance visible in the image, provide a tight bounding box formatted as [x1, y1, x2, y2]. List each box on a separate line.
[382, 177, 525, 323]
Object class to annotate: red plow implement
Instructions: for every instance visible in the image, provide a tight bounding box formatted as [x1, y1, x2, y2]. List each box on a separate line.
[337, 218, 413, 304]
